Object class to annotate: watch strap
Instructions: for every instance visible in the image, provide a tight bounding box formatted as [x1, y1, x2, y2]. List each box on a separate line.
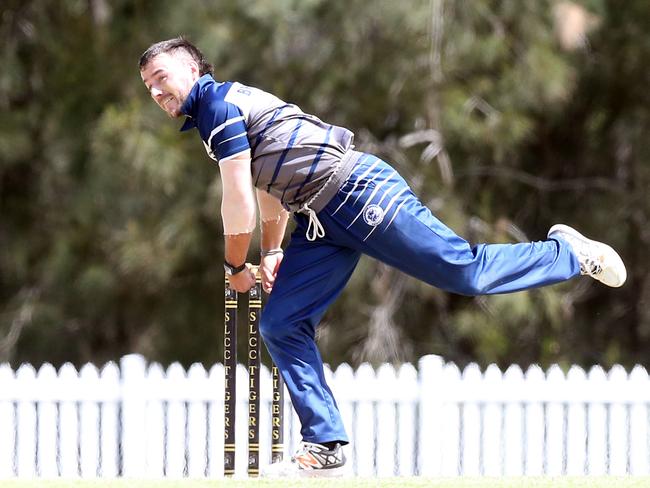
[224, 261, 247, 275]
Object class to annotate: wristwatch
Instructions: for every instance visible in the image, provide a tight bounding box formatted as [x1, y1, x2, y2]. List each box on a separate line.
[224, 261, 247, 276]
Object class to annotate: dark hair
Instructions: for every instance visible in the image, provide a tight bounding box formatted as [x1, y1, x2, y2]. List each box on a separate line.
[139, 36, 214, 76]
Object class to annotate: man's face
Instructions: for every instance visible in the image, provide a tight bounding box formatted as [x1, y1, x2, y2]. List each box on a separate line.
[140, 52, 200, 118]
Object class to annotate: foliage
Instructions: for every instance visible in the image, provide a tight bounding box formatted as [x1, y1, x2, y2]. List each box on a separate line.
[1, 0, 648, 370]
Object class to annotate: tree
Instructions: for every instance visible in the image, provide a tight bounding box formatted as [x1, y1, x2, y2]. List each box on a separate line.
[1, 0, 647, 371]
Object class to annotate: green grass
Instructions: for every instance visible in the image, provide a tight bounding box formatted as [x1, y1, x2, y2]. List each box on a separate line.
[1, 478, 649, 488]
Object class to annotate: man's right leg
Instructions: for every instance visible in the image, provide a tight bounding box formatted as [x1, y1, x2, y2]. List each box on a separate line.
[314, 154, 627, 295]
[260, 222, 360, 446]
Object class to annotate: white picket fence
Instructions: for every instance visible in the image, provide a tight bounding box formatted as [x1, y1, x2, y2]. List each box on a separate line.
[1, 353, 650, 478]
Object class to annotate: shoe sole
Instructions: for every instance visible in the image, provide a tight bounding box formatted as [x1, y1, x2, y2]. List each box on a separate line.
[548, 224, 627, 288]
[299, 465, 349, 478]
[261, 463, 348, 479]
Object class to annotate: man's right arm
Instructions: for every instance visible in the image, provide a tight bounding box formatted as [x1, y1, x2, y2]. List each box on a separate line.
[198, 97, 256, 291]
[220, 151, 256, 292]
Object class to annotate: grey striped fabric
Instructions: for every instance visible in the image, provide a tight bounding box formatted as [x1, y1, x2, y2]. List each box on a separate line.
[223, 82, 358, 212]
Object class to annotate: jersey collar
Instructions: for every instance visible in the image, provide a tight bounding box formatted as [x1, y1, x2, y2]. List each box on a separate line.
[179, 74, 216, 132]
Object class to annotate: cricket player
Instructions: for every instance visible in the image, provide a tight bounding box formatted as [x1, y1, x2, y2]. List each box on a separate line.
[139, 37, 626, 477]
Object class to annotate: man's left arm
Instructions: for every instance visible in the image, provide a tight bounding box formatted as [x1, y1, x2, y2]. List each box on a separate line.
[257, 190, 289, 293]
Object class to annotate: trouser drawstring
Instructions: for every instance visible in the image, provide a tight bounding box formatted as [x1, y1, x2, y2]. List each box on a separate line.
[301, 204, 325, 241]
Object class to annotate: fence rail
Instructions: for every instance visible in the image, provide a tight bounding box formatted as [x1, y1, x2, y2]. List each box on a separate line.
[1, 354, 649, 478]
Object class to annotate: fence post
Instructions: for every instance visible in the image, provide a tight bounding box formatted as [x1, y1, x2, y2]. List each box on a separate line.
[524, 365, 545, 475]
[0, 363, 15, 477]
[461, 363, 482, 476]
[59, 363, 80, 477]
[503, 365, 524, 476]
[207, 363, 224, 478]
[396, 363, 418, 476]
[586, 365, 607, 475]
[144, 363, 165, 477]
[100, 361, 121, 478]
[566, 365, 587, 475]
[187, 363, 208, 478]
[629, 365, 649, 475]
[354, 363, 377, 477]
[376, 363, 399, 477]
[36, 364, 58, 477]
[15, 364, 37, 477]
[545, 365, 565, 475]
[440, 363, 461, 476]
[418, 354, 444, 476]
[482, 364, 504, 476]
[121, 354, 147, 477]
[608, 365, 628, 475]
[79, 364, 100, 478]
[333, 363, 355, 470]
[166, 362, 187, 478]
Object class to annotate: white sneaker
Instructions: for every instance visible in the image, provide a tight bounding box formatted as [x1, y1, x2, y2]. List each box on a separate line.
[548, 224, 627, 287]
[261, 441, 347, 478]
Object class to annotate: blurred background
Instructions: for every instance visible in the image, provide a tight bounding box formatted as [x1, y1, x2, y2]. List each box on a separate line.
[1, 0, 648, 371]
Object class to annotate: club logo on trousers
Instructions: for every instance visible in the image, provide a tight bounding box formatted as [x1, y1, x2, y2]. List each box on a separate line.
[363, 204, 385, 227]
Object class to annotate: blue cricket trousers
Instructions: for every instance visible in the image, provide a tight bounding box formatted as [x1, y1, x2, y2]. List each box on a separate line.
[259, 152, 580, 445]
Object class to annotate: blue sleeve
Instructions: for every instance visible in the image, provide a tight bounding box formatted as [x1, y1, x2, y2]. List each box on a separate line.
[198, 100, 250, 161]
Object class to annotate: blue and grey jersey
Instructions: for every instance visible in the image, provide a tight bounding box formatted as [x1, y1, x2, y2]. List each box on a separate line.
[180, 75, 360, 213]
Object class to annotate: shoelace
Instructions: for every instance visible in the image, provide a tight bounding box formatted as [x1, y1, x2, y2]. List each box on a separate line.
[291, 443, 321, 469]
[559, 233, 603, 277]
[580, 255, 603, 276]
[292, 446, 306, 462]
[290, 442, 310, 462]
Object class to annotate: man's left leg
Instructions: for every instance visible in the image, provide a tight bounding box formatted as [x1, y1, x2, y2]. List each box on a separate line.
[260, 222, 360, 446]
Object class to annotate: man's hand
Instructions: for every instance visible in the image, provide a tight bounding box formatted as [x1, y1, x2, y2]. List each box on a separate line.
[260, 254, 283, 293]
[228, 265, 256, 293]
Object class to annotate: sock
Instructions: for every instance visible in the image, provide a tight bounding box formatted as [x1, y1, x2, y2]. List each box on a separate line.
[321, 441, 341, 450]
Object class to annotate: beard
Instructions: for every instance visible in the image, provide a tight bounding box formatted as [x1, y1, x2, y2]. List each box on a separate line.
[161, 92, 187, 118]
